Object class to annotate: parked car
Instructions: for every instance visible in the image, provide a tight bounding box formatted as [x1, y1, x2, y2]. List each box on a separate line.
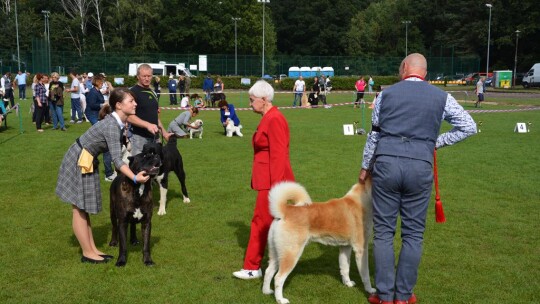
[462, 72, 493, 85]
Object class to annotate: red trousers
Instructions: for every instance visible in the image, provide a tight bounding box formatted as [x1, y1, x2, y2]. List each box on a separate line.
[243, 190, 272, 270]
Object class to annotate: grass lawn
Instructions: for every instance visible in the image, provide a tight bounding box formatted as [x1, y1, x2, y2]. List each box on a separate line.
[0, 88, 539, 303]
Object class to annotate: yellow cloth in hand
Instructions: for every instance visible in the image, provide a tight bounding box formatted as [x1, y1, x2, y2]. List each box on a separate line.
[78, 148, 94, 174]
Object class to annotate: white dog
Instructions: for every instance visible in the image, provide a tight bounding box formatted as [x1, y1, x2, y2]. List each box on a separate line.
[189, 119, 204, 139]
[225, 119, 243, 137]
[262, 179, 376, 304]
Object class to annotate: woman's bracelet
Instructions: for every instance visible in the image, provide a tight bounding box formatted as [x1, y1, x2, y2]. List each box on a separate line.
[133, 175, 137, 184]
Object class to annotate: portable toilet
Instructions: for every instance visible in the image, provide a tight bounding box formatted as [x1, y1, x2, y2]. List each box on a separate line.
[300, 67, 311, 78]
[288, 66, 300, 78]
[311, 67, 322, 78]
[322, 67, 335, 77]
[493, 70, 512, 88]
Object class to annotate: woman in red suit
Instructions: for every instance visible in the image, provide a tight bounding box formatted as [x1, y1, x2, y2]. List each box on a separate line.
[233, 80, 295, 280]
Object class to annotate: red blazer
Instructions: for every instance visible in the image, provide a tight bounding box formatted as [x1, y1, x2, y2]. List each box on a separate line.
[251, 107, 295, 190]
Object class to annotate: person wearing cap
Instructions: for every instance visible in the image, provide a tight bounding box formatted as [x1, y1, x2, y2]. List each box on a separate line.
[359, 53, 476, 304]
[85, 72, 94, 94]
[167, 74, 177, 105]
[128, 64, 172, 156]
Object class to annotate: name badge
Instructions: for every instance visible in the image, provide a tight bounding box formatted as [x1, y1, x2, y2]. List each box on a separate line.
[225, 111, 230, 116]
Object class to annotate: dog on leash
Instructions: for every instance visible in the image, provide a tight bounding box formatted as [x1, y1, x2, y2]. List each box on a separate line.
[155, 136, 190, 215]
[225, 118, 243, 137]
[189, 119, 204, 139]
[262, 179, 376, 304]
[109, 143, 162, 267]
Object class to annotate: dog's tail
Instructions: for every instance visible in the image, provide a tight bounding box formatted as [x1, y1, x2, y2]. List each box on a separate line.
[269, 182, 312, 219]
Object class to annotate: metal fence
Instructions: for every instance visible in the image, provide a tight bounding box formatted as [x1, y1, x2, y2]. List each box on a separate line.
[0, 46, 480, 79]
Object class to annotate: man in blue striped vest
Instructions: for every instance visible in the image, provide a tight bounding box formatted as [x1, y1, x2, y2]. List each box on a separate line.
[359, 53, 477, 304]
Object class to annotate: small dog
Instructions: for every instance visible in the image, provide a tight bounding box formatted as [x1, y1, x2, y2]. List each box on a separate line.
[300, 93, 310, 108]
[211, 92, 226, 108]
[109, 143, 162, 267]
[225, 118, 243, 137]
[262, 180, 376, 304]
[189, 119, 204, 139]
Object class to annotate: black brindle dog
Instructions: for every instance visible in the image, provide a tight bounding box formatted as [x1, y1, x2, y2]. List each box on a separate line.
[109, 143, 162, 267]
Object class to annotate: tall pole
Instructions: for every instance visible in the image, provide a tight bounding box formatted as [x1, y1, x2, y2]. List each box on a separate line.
[402, 21, 411, 57]
[15, 0, 21, 71]
[42, 10, 51, 73]
[485, 4, 493, 78]
[258, 0, 269, 78]
[232, 17, 241, 76]
[513, 30, 520, 88]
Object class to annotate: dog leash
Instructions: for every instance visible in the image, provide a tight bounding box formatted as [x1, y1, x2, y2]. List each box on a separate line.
[433, 149, 446, 223]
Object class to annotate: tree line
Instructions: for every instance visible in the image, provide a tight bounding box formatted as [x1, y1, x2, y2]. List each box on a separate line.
[0, 0, 538, 74]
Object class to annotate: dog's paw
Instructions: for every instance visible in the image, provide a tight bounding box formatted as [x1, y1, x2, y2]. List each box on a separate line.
[262, 288, 274, 295]
[109, 240, 118, 247]
[344, 280, 356, 287]
[157, 208, 167, 216]
[366, 287, 377, 294]
[115, 260, 126, 267]
[277, 298, 290, 304]
[183, 197, 191, 203]
[144, 260, 155, 267]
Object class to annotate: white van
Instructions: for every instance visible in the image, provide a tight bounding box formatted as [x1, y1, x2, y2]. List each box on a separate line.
[128, 62, 194, 77]
[522, 63, 540, 88]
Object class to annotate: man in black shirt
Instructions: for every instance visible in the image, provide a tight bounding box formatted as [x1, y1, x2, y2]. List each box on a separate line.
[128, 64, 172, 155]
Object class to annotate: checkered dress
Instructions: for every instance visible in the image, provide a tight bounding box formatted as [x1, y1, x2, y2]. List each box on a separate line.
[56, 115, 126, 214]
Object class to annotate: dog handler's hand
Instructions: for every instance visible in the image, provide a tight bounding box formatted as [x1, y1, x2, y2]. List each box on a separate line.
[146, 123, 159, 135]
[136, 171, 150, 184]
[358, 168, 369, 185]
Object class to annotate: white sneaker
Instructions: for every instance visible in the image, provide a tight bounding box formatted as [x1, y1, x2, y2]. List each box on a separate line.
[233, 269, 262, 280]
[105, 172, 117, 182]
[69, 120, 75, 123]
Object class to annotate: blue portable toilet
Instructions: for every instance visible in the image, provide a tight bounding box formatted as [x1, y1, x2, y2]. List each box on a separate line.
[300, 67, 311, 78]
[312, 67, 322, 78]
[322, 67, 335, 77]
[288, 66, 300, 78]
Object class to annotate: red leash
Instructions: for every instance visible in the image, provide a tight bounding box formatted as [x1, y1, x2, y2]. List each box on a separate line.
[433, 150, 446, 223]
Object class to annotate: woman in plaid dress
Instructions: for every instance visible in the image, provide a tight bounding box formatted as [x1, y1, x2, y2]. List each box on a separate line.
[56, 88, 150, 264]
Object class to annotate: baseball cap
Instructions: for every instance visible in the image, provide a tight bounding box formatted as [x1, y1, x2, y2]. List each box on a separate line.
[87, 72, 94, 77]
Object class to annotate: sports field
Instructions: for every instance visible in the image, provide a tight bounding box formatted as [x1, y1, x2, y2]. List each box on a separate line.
[0, 88, 539, 303]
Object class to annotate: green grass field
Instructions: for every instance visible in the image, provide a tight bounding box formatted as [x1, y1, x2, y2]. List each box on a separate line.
[1, 88, 539, 303]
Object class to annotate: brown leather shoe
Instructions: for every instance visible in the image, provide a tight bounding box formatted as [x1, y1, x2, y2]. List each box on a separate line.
[368, 294, 393, 304]
[395, 293, 417, 304]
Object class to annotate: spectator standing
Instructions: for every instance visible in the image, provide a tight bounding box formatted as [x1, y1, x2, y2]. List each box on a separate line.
[67, 72, 83, 123]
[167, 75, 177, 105]
[203, 74, 214, 103]
[48, 72, 66, 131]
[128, 64, 172, 156]
[153, 76, 161, 101]
[33, 73, 48, 132]
[43, 75, 51, 125]
[78, 75, 88, 120]
[2, 72, 14, 108]
[292, 76, 306, 107]
[475, 77, 485, 108]
[85, 75, 105, 125]
[100, 73, 113, 104]
[14, 70, 27, 100]
[185, 75, 191, 94]
[232, 80, 295, 280]
[85, 72, 94, 92]
[354, 75, 367, 108]
[178, 75, 186, 99]
[368, 75, 375, 93]
[360, 53, 476, 304]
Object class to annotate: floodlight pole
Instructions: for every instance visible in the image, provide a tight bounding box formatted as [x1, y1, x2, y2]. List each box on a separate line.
[232, 17, 241, 76]
[41, 10, 51, 73]
[402, 21, 411, 57]
[258, 0, 269, 78]
[15, 0, 21, 71]
[485, 4, 493, 79]
[513, 30, 520, 88]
